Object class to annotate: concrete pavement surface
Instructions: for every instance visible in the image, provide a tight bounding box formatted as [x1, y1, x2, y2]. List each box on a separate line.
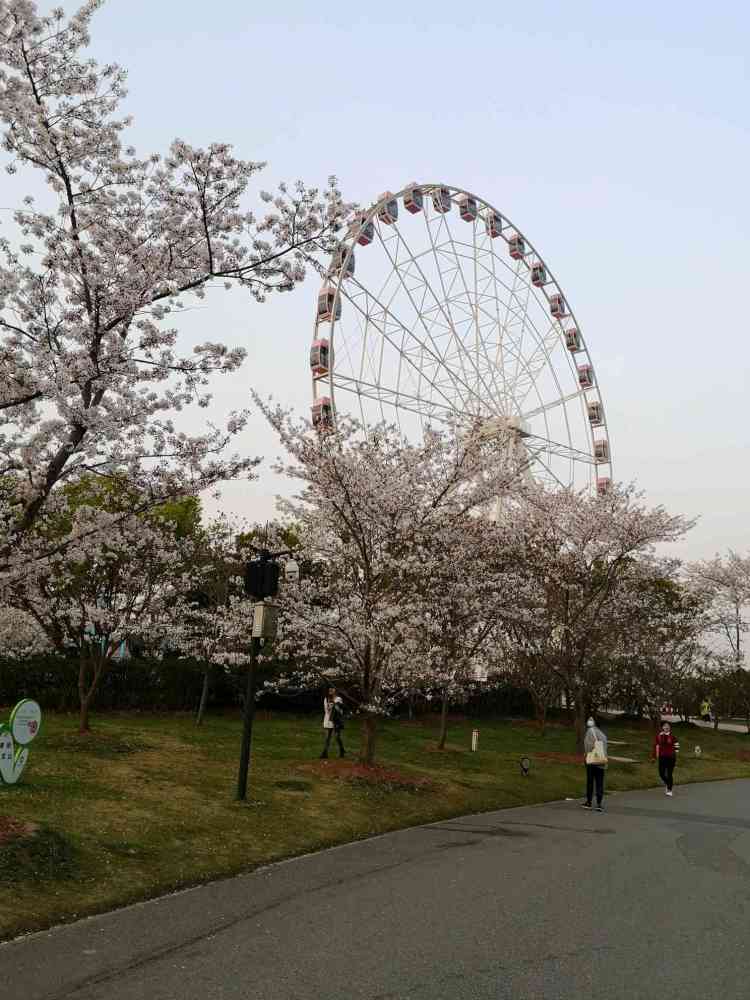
[5, 779, 750, 1000]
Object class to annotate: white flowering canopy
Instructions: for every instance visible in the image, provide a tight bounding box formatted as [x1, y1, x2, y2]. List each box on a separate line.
[0, 0, 351, 579]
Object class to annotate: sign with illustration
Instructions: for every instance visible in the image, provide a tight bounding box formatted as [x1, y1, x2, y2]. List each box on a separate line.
[0, 699, 42, 786]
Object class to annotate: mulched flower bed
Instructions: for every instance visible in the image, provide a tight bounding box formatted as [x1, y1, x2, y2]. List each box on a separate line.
[0, 815, 38, 845]
[302, 760, 434, 792]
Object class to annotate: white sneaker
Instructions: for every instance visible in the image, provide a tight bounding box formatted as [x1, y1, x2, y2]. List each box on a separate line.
[666, 790, 673, 797]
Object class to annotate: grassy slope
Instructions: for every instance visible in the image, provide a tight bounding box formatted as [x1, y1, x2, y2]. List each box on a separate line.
[1, 711, 749, 940]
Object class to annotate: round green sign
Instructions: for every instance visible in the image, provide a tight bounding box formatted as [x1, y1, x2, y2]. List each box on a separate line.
[10, 699, 42, 746]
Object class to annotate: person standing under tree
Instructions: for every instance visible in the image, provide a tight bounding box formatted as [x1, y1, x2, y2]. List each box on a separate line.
[582, 717, 608, 812]
[655, 721, 679, 796]
[320, 687, 346, 759]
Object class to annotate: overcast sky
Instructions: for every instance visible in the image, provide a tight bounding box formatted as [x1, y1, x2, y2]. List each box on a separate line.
[52, 0, 749, 560]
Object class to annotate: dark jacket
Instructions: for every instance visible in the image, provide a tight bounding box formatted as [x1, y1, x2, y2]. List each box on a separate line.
[331, 700, 345, 731]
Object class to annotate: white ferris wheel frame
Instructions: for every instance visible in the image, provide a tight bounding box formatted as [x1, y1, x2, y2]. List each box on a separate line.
[310, 182, 612, 492]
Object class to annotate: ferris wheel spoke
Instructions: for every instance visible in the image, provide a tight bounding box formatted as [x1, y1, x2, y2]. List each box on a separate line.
[482, 244, 577, 457]
[520, 388, 588, 422]
[438, 220, 509, 417]
[522, 447, 573, 490]
[371, 221, 475, 415]
[342, 276, 472, 417]
[422, 208, 501, 418]
[522, 431, 595, 465]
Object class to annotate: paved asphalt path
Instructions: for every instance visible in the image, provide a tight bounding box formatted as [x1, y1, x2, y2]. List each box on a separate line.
[5, 779, 750, 1000]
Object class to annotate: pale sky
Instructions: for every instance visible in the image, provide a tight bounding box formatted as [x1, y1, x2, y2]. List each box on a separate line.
[51, 0, 749, 560]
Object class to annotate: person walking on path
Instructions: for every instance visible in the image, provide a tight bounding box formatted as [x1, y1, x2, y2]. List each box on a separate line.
[582, 717, 608, 812]
[655, 721, 679, 796]
[320, 687, 346, 759]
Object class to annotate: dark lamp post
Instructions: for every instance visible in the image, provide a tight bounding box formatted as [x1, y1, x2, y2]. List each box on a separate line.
[236, 546, 298, 802]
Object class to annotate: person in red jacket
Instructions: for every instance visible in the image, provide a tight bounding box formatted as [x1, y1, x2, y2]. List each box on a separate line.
[655, 721, 679, 796]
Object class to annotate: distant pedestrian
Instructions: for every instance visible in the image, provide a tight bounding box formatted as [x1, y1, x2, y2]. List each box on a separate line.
[320, 687, 346, 759]
[582, 717, 608, 812]
[655, 721, 679, 796]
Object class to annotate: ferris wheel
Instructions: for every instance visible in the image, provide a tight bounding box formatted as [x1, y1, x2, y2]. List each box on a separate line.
[309, 183, 612, 494]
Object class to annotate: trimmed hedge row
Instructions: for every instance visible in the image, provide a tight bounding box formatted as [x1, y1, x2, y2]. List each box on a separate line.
[0, 655, 535, 719]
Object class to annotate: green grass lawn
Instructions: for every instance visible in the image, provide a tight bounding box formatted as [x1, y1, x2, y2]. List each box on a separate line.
[2, 710, 749, 940]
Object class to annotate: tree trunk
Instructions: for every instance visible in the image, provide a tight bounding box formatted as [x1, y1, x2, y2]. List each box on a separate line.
[79, 694, 93, 735]
[78, 655, 103, 734]
[196, 667, 210, 726]
[360, 716, 378, 766]
[531, 692, 547, 736]
[407, 693, 414, 721]
[437, 689, 450, 750]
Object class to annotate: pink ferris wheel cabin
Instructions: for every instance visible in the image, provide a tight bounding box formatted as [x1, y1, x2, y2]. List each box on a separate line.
[310, 339, 330, 378]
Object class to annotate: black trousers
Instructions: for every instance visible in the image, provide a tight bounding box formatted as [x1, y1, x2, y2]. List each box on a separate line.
[585, 764, 605, 805]
[321, 727, 345, 757]
[658, 756, 676, 791]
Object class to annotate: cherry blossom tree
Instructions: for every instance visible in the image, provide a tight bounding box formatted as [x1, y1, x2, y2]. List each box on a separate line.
[498, 639, 564, 736]
[412, 515, 522, 750]
[606, 560, 713, 732]
[689, 551, 750, 668]
[497, 483, 693, 751]
[163, 517, 252, 725]
[6, 506, 195, 731]
[259, 398, 523, 765]
[0, 1, 350, 577]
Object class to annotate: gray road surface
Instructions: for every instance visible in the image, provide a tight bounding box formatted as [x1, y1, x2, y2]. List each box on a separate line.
[5, 779, 750, 1000]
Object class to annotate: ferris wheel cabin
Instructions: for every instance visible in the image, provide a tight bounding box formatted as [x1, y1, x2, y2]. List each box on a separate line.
[404, 183, 424, 214]
[311, 396, 333, 431]
[458, 194, 478, 222]
[352, 212, 374, 246]
[331, 246, 354, 278]
[594, 439, 610, 463]
[549, 293, 567, 319]
[565, 328, 582, 352]
[596, 477, 612, 496]
[317, 285, 341, 323]
[310, 339, 331, 377]
[578, 363, 594, 389]
[587, 401, 603, 426]
[530, 262, 547, 287]
[485, 210, 503, 238]
[432, 186, 452, 213]
[378, 192, 399, 225]
[508, 234, 526, 259]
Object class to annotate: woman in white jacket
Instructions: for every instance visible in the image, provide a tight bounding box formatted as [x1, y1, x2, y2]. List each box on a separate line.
[582, 717, 608, 812]
[320, 687, 346, 759]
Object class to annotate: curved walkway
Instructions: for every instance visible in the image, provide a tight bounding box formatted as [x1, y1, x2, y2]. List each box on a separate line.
[6, 779, 750, 999]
